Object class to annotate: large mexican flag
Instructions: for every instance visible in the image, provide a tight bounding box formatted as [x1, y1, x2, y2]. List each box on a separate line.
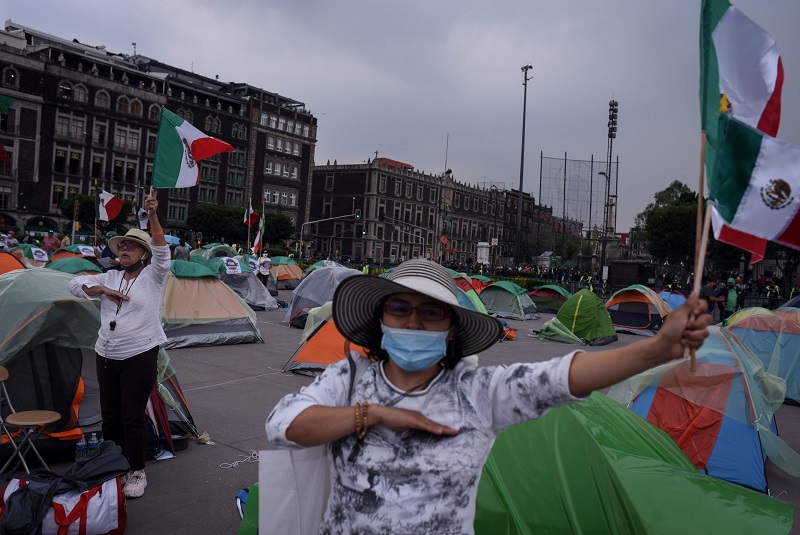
[151, 107, 234, 188]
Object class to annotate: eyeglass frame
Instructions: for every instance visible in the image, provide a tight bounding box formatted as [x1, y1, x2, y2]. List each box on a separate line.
[117, 241, 143, 252]
[382, 299, 452, 322]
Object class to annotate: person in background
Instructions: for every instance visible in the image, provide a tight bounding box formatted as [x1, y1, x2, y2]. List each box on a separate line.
[21, 230, 32, 244]
[66, 192, 168, 499]
[100, 231, 121, 272]
[257, 251, 272, 286]
[765, 279, 782, 310]
[720, 277, 743, 322]
[6, 231, 18, 249]
[699, 277, 724, 322]
[42, 230, 60, 257]
[790, 279, 800, 301]
[59, 232, 71, 249]
[173, 238, 191, 261]
[267, 259, 712, 534]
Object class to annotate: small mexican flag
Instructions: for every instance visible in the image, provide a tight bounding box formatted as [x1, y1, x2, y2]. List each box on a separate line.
[711, 114, 800, 250]
[244, 201, 259, 227]
[151, 107, 234, 188]
[95, 188, 123, 222]
[252, 221, 264, 255]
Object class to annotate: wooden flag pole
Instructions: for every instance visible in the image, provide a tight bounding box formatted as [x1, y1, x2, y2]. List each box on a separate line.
[247, 196, 252, 253]
[686, 133, 710, 371]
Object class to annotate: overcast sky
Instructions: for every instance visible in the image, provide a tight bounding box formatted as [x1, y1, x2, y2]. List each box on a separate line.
[6, 0, 800, 231]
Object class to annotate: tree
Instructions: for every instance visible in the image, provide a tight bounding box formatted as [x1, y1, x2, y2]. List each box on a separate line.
[638, 181, 698, 262]
[186, 204, 294, 246]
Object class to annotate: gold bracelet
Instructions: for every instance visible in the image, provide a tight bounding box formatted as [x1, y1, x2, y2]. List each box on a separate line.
[358, 401, 369, 440]
[354, 403, 362, 437]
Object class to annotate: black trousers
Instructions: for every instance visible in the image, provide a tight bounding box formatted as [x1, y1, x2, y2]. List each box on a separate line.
[96, 346, 158, 471]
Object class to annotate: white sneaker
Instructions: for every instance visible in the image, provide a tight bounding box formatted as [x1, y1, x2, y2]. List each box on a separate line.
[123, 469, 147, 499]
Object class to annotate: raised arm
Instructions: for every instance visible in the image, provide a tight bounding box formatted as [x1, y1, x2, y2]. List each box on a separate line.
[146, 189, 166, 247]
[567, 293, 712, 397]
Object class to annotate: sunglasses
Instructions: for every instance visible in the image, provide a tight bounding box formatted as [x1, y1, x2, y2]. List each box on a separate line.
[117, 241, 141, 252]
[383, 300, 451, 321]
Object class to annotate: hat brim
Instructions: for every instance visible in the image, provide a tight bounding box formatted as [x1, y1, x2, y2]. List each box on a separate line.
[332, 274, 503, 357]
[108, 235, 152, 256]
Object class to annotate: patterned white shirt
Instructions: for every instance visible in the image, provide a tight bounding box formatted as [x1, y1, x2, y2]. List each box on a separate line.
[268, 351, 583, 534]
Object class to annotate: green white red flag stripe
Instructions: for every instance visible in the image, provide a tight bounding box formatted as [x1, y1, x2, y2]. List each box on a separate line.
[244, 202, 259, 227]
[712, 114, 800, 250]
[252, 222, 263, 255]
[95, 188, 123, 222]
[701, 0, 782, 261]
[151, 107, 234, 188]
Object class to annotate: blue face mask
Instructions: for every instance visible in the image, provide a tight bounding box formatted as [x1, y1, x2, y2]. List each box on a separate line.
[380, 323, 449, 372]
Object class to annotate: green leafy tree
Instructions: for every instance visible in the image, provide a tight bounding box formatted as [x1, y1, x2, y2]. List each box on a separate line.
[187, 204, 295, 246]
[639, 181, 698, 262]
[60, 194, 132, 234]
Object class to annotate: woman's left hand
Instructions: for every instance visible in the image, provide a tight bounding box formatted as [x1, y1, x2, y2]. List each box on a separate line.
[145, 194, 158, 215]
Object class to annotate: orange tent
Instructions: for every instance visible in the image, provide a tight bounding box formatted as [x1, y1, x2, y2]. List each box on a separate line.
[0, 251, 25, 275]
[282, 302, 368, 376]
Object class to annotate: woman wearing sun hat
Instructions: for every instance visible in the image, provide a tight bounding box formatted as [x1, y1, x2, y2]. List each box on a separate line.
[267, 258, 712, 533]
[67, 192, 168, 499]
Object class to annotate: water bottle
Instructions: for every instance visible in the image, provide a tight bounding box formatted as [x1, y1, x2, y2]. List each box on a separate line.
[87, 433, 99, 456]
[75, 435, 87, 461]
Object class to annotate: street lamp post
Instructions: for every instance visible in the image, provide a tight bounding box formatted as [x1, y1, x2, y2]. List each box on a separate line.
[490, 185, 499, 268]
[515, 64, 533, 266]
[598, 99, 618, 276]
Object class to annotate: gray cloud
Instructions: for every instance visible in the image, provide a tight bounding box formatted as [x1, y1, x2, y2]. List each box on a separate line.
[6, 0, 800, 231]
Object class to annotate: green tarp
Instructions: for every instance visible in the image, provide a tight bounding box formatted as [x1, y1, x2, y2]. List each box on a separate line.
[45, 257, 102, 274]
[475, 393, 792, 534]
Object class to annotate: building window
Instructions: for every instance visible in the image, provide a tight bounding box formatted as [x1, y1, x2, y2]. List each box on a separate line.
[0, 149, 12, 177]
[260, 113, 268, 126]
[405, 183, 412, 198]
[284, 141, 292, 154]
[272, 191, 279, 204]
[281, 192, 287, 205]
[290, 165, 298, 179]
[54, 149, 67, 173]
[289, 193, 296, 206]
[416, 185, 423, 201]
[146, 133, 157, 155]
[454, 193, 461, 208]
[2, 68, 18, 87]
[58, 81, 72, 99]
[295, 123, 302, 135]
[293, 142, 300, 156]
[93, 122, 107, 146]
[267, 136, 274, 150]
[73, 85, 88, 104]
[325, 174, 334, 191]
[69, 151, 81, 175]
[394, 180, 402, 196]
[90, 155, 104, 179]
[149, 104, 161, 121]
[239, 125, 247, 140]
[278, 118, 286, 131]
[51, 185, 66, 210]
[116, 96, 130, 114]
[130, 100, 143, 117]
[274, 162, 282, 176]
[473, 198, 478, 212]
[283, 165, 289, 177]
[429, 188, 437, 203]
[379, 176, 387, 193]
[276, 139, 283, 152]
[287, 120, 294, 133]
[264, 189, 270, 203]
[95, 90, 110, 108]
[269, 115, 277, 129]
[303, 125, 309, 137]
[264, 161, 272, 174]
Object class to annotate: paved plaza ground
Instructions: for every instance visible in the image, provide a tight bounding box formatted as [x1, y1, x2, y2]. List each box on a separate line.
[53, 289, 800, 534]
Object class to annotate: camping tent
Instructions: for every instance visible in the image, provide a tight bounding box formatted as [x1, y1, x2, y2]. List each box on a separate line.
[0, 251, 25, 275]
[608, 326, 800, 493]
[207, 257, 278, 311]
[303, 260, 344, 276]
[606, 284, 672, 335]
[282, 302, 368, 376]
[658, 289, 688, 310]
[474, 392, 792, 534]
[191, 243, 239, 260]
[45, 257, 102, 275]
[0, 268, 197, 463]
[269, 256, 303, 290]
[457, 287, 488, 314]
[527, 285, 571, 313]
[161, 260, 264, 348]
[782, 295, 800, 309]
[236, 254, 278, 296]
[480, 281, 538, 320]
[534, 289, 617, 345]
[284, 265, 362, 327]
[725, 307, 800, 402]
[49, 244, 99, 264]
[9, 243, 48, 268]
[453, 273, 488, 295]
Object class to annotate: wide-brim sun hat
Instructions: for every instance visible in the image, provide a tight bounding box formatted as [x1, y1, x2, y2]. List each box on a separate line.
[332, 259, 503, 357]
[108, 229, 152, 256]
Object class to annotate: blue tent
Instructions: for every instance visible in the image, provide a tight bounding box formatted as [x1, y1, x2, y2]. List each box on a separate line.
[658, 289, 687, 309]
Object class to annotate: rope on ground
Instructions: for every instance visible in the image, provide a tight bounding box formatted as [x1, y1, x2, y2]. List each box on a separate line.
[220, 450, 259, 469]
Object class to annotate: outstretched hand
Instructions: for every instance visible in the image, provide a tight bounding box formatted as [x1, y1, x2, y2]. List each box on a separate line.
[102, 286, 130, 307]
[372, 405, 459, 436]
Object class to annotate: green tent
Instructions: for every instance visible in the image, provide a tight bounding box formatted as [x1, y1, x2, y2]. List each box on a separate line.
[303, 260, 344, 275]
[534, 289, 617, 345]
[270, 255, 299, 266]
[475, 393, 792, 534]
[480, 281, 538, 320]
[528, 284, 572, 313]
[191, 243, 238, 260]
[45, 257, 102, 274]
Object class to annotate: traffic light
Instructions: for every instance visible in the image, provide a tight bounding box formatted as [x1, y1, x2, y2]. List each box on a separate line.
[355, 209, 361, 219]
[361, 227, 367, 236]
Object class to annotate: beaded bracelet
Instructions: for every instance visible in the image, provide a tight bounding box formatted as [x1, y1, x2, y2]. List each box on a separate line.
[354, 403, 362, 438]
[358, 401, 369, 440]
